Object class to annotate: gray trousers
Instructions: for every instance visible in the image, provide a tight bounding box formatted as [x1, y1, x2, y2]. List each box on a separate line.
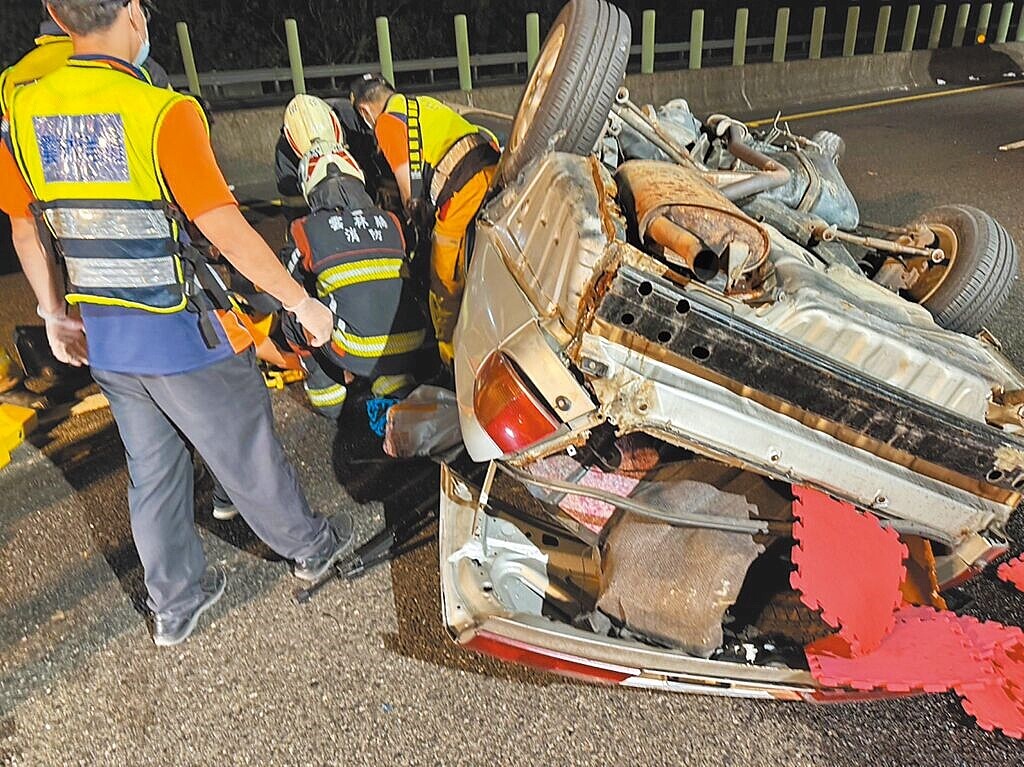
[92, 350, 333, 618]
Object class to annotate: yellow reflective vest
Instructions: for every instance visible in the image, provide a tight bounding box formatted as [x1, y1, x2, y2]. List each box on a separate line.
[7, 59, 206, 313]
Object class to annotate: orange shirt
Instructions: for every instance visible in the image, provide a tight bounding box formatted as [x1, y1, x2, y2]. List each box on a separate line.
[374, 111, 411, 175]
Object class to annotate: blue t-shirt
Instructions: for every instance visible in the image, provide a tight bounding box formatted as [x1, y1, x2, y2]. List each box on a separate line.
[81, 304, 235, 376]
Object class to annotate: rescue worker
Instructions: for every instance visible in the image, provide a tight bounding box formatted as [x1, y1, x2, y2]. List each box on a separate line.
[281, 143, 433, 418]
[275, 94, 385, 203]
[351, 74, 500, 366]
[0, 0, 353, 646]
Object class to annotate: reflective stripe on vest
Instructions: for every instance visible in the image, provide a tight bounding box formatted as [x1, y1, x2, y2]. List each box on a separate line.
[7, 59, 203, 313]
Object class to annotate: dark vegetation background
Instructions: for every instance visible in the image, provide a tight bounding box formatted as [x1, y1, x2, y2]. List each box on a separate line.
[2, 2, 936, 72]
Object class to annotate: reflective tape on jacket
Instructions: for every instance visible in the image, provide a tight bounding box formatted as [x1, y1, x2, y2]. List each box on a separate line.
[7, 59, 206, 313]
[64, 256, 178, 290]
[290, 208, 432, 378]
[304, 382, 348, 409]
[317, 257, 406, 296]
[44, 206, 171, 241]
[331, 328, 428, 359]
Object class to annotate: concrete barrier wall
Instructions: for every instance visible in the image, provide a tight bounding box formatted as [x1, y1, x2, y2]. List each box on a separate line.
[214, 43, 1024, 192]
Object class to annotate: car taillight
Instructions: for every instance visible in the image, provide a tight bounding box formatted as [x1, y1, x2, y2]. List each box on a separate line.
[464, 631, 633, 685]
[474, 352, 560, 455]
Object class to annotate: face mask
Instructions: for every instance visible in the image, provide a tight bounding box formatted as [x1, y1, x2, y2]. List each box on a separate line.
[129, 4, 151, 68]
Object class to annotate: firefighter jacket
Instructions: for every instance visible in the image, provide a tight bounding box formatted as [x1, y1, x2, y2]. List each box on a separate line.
[286, 205, 432, 380]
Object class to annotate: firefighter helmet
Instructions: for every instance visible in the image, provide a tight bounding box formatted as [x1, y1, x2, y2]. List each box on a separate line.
[283, 94, 344, 156]
[298, 143, 367, 202]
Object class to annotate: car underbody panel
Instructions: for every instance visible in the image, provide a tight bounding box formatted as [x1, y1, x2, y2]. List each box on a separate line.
[456, 152, 1022, 545]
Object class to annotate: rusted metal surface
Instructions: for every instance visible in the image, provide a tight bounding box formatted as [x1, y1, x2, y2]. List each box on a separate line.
[615, 161, 771, 291]
[595, 265, 1024, 500]
[815, 223, 945, 261]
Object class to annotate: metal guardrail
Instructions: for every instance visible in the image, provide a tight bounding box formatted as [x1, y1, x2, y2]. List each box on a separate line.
[169, 3, 1024, 102]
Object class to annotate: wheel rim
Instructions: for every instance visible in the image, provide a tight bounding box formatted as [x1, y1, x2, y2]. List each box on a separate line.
[908, 223, 959, 304]
[507, 23, 566, 156]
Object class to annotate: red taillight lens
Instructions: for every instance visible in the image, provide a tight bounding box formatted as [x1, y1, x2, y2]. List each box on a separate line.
[465, 631, 632, 685]
[474, 352, 560, 455]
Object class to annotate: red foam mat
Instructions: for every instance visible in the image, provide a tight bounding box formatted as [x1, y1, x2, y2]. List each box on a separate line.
[958, 645, 1024, 740]
[790, 487, 908, 655]
[998, 555, 1024, 593]
[806, 608, 984, 693]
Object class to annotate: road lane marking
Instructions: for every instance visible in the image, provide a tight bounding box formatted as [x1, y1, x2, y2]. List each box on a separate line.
[748, 80, 1023, 127]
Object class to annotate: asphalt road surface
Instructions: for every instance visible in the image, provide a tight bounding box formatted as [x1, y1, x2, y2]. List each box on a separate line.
[2, 83, 1024, 767]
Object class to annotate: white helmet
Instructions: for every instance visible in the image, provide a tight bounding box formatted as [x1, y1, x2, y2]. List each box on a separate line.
[283, 94, 344, 156]
[298, 143, 366, 201]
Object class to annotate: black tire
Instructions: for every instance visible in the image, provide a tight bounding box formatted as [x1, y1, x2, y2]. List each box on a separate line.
[912, 205, 1020, 335]
[496, 0, 631, 188]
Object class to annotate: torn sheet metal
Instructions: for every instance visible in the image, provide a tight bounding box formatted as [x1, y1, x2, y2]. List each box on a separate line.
[790, 487, 907, 655]
[998, 555, 1024, 592]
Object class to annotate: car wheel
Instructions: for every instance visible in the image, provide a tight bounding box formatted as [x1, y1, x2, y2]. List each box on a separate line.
[907, 205, 1019, 336]
[495, 0, 631, 188]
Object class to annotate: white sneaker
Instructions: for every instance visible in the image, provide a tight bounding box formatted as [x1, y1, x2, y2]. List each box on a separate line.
[213, 503, 240, 521]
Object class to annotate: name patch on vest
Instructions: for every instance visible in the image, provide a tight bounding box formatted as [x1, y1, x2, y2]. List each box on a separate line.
[34, 113, 130, 184]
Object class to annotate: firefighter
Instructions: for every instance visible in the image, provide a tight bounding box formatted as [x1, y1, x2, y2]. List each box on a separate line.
[275, 94, 386, 204]
[280, 143, 433, 419]
[0, 0, 354, 646]
[351, 74, 500, 366]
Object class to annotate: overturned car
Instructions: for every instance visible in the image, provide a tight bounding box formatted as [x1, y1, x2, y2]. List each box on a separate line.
[439, 0, 1023, 704]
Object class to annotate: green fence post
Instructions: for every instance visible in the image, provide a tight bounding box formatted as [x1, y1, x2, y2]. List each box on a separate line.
[952, 3, 971, 46]
[1017, 4, 1024, 40]
[874, 6, 892, 53]
[733, 8, 749, 66]
[929, 4, 948, 48]
[526, 13, 541, 72]
[810, 7, 827, 59]
[376, 17, 394, 86]
[175, 22, 202, 97]
[284, 18, 305, 95]
[844, 5, 861, 57]
[455, 14, 472, 93]
[642, 10, 656, 74]
[977, 2, 994, 41]
[902, 5, 921, 51]
[774, 7, 791, 62]
[690, 9, 705, 70]
[995, 2, 1014, 42]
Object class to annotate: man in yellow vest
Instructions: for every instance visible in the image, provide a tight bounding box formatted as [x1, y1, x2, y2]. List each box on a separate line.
[0, 0, 354, 646]
[351, 74, 500, 366]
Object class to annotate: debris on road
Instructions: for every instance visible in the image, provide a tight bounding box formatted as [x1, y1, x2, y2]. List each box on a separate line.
[999, 139, 1024, 152]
